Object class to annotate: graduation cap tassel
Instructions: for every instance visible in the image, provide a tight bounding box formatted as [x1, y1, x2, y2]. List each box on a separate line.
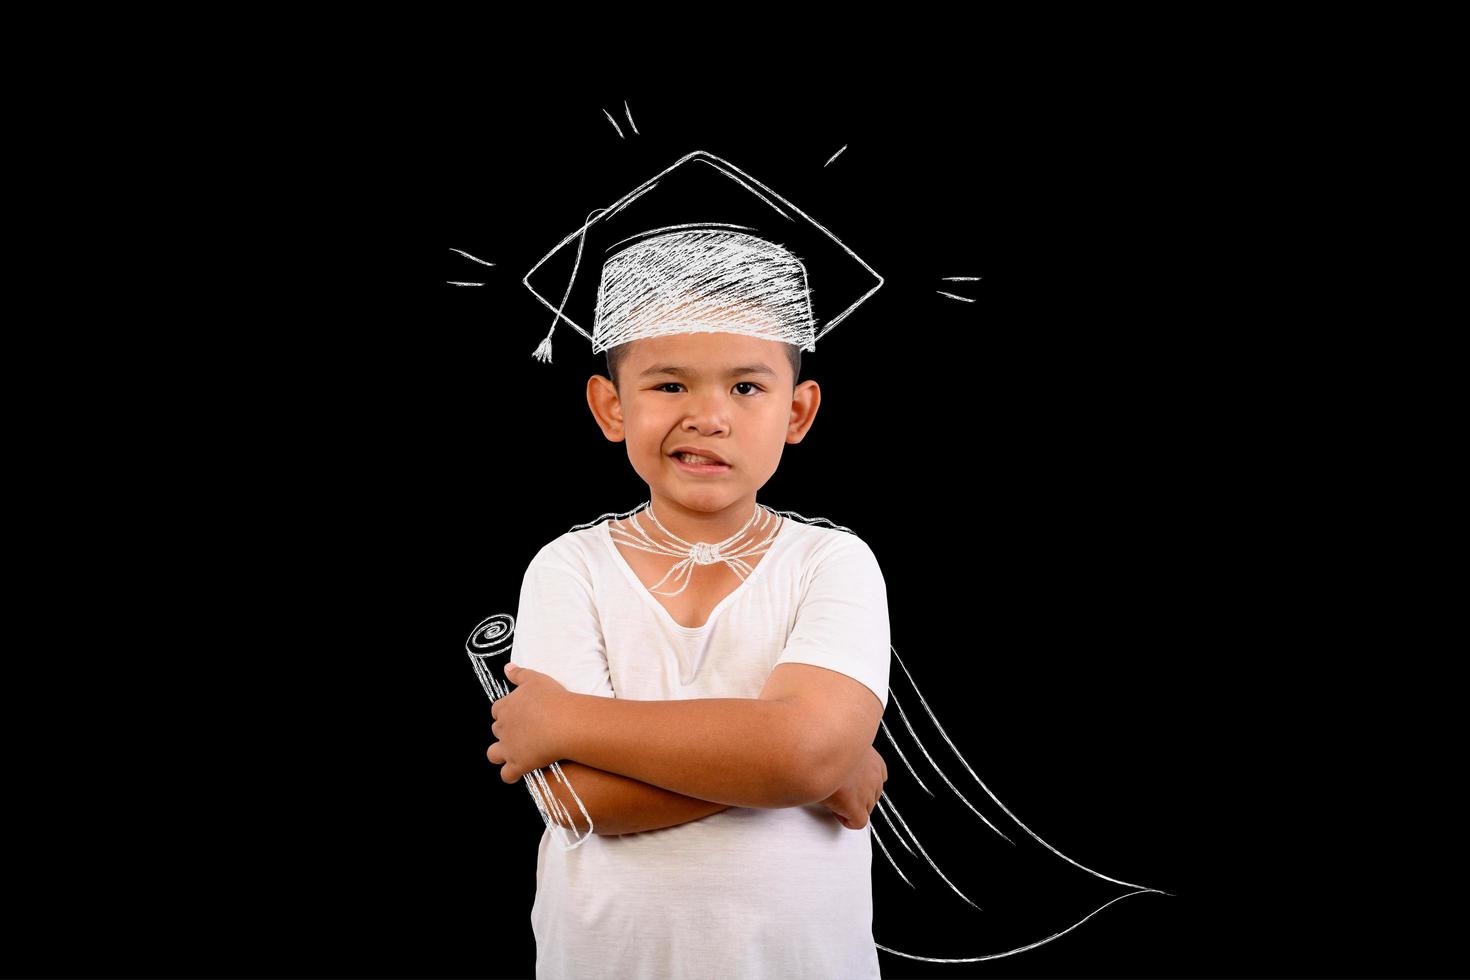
[532, 323, 556, 364]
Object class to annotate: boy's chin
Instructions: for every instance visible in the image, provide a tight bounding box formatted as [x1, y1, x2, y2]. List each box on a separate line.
[651, 489, 751, 511]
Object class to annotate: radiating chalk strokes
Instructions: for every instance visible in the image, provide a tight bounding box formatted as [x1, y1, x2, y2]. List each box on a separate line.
[448, 247, 494, 287]
[938, 275, 983, 302]
[604, 101, 639, 140]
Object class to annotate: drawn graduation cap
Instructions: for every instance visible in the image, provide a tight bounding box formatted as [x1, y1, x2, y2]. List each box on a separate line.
[522, 150, 884, 364]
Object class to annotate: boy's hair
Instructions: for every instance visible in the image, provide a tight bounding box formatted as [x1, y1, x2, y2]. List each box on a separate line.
[605, 340, 802, 394]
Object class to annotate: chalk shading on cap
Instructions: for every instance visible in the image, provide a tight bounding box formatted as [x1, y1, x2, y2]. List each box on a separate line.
[522, 150, 884, 364]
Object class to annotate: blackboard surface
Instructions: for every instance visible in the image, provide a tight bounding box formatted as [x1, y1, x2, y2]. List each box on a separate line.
[8, 68, 1457, 980]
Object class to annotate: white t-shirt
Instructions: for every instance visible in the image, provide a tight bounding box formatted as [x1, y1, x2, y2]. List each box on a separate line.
[509, 510, 891, 980]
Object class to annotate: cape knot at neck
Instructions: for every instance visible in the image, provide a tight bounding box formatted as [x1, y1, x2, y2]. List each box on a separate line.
[689, 541, 722, 566]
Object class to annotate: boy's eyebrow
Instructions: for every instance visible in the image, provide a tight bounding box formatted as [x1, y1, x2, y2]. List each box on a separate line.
[637, 363, 778, 379]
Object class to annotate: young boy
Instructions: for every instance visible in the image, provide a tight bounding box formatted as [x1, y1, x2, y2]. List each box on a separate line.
[488, 151, 892, 978]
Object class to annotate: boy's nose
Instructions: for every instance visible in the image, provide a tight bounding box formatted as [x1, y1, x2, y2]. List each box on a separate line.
[681, 416, 729, 435]
[681, 400, 731, 427]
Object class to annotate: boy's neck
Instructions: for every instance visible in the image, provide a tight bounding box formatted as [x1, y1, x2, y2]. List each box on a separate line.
[642, 494, 768, 546]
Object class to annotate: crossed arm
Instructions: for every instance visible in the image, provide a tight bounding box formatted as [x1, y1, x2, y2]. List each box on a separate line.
[540, 761, 734, 837]
[539, 694, 822, 836]
[526, 667, 882, 834]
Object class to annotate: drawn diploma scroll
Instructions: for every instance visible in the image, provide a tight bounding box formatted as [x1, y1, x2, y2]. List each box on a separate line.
[466, 614, 598, 850]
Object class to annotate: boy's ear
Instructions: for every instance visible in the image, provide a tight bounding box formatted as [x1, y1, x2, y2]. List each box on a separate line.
[785, 379, 821, 445]
[586, 374, 626, 442]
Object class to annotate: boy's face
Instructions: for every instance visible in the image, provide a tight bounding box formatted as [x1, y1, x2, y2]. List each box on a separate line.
[587, 331, 820, 526]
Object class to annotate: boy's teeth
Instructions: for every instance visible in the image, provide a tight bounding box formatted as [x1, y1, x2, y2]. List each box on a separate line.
[678, 453, 722, 465]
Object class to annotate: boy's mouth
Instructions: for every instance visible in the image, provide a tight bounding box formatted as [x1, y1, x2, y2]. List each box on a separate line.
[670, 451, 731, 472]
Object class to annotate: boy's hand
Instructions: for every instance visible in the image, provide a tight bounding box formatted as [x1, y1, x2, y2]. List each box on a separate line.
[486, 663, 573, 783]
[817, 745, 887, 830]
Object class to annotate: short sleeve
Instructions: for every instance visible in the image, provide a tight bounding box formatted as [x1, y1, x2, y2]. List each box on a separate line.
[509, 539, 616, 700]
[774, 533, 891, 712]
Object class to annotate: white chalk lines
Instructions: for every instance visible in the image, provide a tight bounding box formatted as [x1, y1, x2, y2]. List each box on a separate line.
[604, 100, 639, 139]
[523, 150, 885, 364]
[870, 641, 1172, 964]
[465, 612, 600, 851]
[448, 248, 494, 288]
[938, 275, 982, 303]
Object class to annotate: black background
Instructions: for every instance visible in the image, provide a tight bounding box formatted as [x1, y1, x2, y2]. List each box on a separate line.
[9, 75, 1460, 979]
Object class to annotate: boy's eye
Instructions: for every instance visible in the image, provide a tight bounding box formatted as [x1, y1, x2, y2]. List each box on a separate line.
[655, 382, 764, 395]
